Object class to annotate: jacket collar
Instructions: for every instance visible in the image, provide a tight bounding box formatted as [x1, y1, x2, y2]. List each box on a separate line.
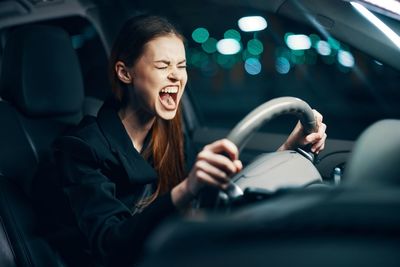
[96, 98, 157, 184]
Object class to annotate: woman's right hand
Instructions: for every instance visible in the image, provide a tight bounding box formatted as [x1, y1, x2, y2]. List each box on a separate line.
[171, 139, 242, 208]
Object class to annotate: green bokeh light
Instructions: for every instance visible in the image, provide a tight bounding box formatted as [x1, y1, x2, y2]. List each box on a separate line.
[224, 29, 241, 41]
[309, 34, 320, 47]
[247, 39, 264, 56]
[328, 37, 341, 50]
[192, 27, 210, 43]
[202, 37, 218, 53]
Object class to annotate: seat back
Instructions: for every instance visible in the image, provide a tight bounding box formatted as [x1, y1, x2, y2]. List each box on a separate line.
[0, 25, 84, 266]
[345, 119, 400, 188]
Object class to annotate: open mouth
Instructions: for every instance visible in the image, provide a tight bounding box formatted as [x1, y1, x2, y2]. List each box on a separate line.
[159, 86, 179, 110]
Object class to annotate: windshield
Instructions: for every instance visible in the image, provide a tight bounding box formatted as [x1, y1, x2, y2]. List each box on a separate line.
[173, 5, 400, 140]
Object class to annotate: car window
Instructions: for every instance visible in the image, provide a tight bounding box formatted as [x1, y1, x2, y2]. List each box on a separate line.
[184, 11, 400, 140]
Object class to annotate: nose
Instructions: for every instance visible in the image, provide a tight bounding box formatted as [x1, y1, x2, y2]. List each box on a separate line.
[168, 66, 183, 81]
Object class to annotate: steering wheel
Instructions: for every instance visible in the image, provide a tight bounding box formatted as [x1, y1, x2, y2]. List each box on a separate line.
[227, 97, 317, 151]
[197, 97, 323, 209]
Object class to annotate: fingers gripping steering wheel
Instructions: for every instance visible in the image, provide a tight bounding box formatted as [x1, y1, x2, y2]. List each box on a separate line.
[198, 97, 322, 209]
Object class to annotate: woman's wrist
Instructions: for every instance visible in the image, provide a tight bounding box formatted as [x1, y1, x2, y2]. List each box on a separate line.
[278, 141, 292, 151]
[171, 178, 196, 209]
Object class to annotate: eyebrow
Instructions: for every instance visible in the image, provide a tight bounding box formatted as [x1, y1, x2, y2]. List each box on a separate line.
[154, 59, 187, 64]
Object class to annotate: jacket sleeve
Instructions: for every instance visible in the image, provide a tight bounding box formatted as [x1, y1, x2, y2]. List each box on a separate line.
[54, 136, 177, 266]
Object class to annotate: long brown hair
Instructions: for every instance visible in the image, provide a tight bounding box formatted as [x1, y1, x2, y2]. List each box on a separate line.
[109, 14, 186, 205]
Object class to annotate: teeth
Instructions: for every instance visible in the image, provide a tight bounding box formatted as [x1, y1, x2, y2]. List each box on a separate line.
[161, 87, 178, 94]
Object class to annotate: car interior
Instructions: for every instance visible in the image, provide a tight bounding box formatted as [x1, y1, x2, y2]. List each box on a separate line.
[0, 0, 399, 266]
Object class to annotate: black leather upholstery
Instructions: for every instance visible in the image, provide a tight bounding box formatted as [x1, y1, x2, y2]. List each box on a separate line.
[0, 25, 84, 266]
[0, 25, 84, 117]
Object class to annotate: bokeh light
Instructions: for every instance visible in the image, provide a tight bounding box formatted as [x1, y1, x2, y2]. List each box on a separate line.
[284, 32, 294, 42]
[238, 16, 267, 32]
[247, 39, 264, 56]
[309, 34, 320, 47]
[192, 27, 210, 43]
[328, 37, 341, 50]
[224, 29, 241, 41]
[217, 38, 241, 55]
[201, 37, 218, 53]
[338, 50, 355, 68]
[285, 34, 311, 50]
[275, 57, 290, 74]
[244, 58, 262, 75]
[316, 40, 332, 56]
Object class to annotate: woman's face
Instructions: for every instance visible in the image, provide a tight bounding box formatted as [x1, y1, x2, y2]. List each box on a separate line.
[122, 35, 187, 120]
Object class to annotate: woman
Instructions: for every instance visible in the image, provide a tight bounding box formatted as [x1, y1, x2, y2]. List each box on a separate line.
[53, 14, 327, 266]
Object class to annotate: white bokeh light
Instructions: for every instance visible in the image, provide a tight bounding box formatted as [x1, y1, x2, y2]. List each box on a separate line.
[286, 34, 312, 50]
[316, 40, 332, 56]
[238, 16, 268, 32]
[216, 39, 241, 55]
[338, 50, 355, 67]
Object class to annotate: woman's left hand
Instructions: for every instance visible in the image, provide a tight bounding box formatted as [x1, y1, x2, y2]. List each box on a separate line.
[278, 109, 327, 154]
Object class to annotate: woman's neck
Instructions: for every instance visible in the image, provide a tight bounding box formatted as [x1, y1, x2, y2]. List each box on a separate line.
[119, 106, 155, 153]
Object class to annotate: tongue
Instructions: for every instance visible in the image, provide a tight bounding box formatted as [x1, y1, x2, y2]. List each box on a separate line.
[160, 93, 176, 109]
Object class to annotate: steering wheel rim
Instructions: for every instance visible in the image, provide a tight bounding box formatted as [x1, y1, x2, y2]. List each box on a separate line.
[226, 97, 317, 152]
[197, 97, 320, 208]
[221, 97, 319, 200]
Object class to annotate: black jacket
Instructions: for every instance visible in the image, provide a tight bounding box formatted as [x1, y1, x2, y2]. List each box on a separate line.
[45, 100, 196, 266]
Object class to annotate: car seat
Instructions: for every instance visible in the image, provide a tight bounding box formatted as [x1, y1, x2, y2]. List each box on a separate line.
[0, 25, 84, 267]
[344, 119, 400, 188]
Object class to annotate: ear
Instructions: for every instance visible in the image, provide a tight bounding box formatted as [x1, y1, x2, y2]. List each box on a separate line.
[115, 61, 132, 84]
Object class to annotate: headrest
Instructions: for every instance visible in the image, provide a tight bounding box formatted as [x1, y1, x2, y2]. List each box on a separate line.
[0, 25, 84, 117]
[345, 119, 400, 188]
